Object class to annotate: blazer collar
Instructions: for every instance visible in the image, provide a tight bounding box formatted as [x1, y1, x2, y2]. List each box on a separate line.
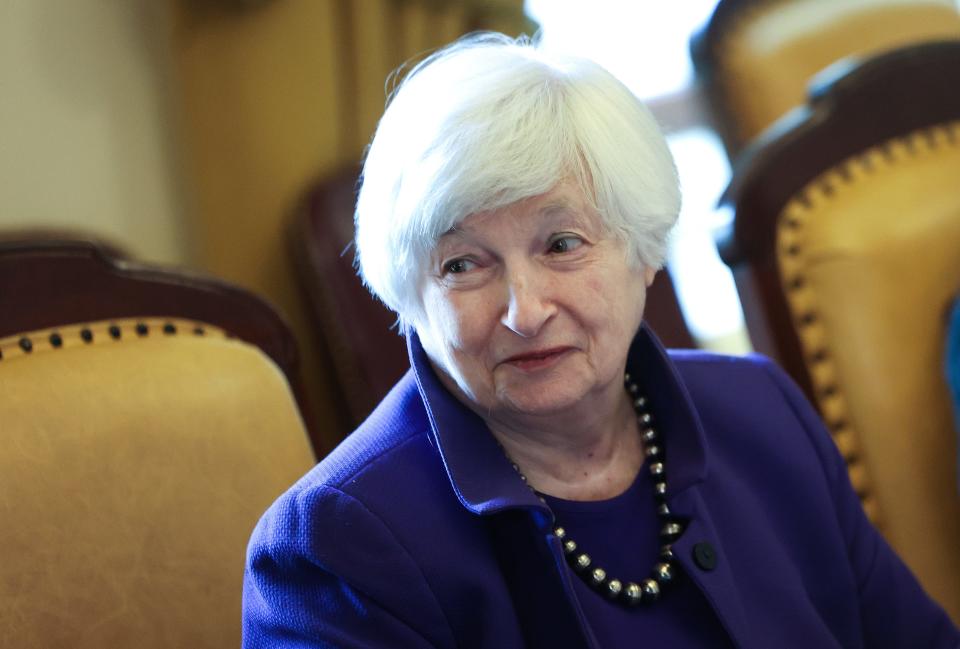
[407, 324, 709, 519]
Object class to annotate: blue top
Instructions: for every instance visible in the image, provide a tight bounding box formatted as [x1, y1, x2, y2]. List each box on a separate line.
[544, 469, 733, 648]
[947, 297, 960, 491]
[242, 325, 960, 648]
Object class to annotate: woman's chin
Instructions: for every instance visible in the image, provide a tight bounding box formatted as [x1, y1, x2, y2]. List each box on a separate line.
[494, 373, 593, 419]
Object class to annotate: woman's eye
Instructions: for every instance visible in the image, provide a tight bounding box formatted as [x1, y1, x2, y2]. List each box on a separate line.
[548, 235, 583, 254]
[443, 258, 476, 274]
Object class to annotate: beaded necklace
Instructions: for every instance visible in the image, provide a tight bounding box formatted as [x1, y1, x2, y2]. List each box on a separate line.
[506, 372, 683, 607]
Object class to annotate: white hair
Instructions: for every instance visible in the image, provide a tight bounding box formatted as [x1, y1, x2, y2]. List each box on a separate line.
[355, 32, 680, 330]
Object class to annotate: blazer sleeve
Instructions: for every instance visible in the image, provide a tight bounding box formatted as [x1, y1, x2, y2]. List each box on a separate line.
[241, 484, 454, 649]
[760, 359, 960, 647]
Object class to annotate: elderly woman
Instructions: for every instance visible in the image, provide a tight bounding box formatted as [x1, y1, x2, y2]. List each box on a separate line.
[242, 34, 958, 648]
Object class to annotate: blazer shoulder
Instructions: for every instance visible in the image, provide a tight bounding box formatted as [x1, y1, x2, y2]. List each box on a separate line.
[305, 370, 431, 488]
[253, 371, 434, 547]
[668, 349, 804, 398]
[668, 348, 778, 373]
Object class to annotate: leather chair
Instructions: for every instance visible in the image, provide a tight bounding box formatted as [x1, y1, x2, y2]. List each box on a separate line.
[290, 168, 697, 429]
[0, 239, 316, 648]
[717, 42, 960, 623]
[692, 0, 960, 159]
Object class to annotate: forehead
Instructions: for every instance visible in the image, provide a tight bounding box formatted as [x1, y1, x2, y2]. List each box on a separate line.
[441, 181, 600, 241]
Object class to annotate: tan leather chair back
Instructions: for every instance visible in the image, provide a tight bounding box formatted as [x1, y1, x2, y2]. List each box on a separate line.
[719, 42, 960, 623]
[777, 123, 960, 620]
[0, 318, 315, 648]
[0, 241, 317, 646]
[694, 0, 960, 157]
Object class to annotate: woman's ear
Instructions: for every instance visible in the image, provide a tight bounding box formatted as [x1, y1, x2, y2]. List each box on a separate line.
[644, 266, 657, 288]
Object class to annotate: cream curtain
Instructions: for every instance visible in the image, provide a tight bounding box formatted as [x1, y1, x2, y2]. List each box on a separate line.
[171, 0, 529, 450]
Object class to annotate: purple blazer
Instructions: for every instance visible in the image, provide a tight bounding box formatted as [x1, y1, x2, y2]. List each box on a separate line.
[242, 326, 958, 648]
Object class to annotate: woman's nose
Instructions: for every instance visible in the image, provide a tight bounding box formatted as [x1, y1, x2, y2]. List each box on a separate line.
[500, 267, 557, 338]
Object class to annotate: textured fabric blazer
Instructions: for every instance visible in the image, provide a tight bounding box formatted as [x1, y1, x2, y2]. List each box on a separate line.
[242, 326, 959, 648]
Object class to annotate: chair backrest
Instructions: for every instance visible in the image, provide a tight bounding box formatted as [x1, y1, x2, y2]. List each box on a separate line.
[0, 240, 316, 648]
[692, 0, 960, 158]
[291, 168, 697, 429]
[718, 41, 960, 623]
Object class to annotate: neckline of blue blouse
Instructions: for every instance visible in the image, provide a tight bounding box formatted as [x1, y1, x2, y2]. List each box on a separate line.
[405, 323, 710, 521]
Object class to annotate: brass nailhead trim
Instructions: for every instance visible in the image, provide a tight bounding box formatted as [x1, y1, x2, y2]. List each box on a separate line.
[1, 320, 230, 363]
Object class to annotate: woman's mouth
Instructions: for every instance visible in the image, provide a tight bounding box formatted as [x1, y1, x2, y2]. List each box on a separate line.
[502, 347, 573, 371]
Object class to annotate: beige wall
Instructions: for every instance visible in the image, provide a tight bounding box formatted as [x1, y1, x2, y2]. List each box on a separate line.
[1, 0, 188, 264]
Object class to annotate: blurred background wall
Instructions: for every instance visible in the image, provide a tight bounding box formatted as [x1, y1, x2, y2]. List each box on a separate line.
[170, 0, 527, 451]
[1, 0, 189, 264]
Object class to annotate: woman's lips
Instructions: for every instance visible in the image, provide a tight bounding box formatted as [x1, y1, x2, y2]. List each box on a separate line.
[501, 347, 573, 371]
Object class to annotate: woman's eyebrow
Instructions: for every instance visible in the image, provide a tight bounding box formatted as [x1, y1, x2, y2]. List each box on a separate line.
[437, 196, 588, 240]
[438, 225, 468, 241]
[539, 199, 573, 217]
[539, 200, 594, 230]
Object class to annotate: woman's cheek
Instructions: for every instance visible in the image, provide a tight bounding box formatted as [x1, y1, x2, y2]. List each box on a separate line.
[453, 295, 492, 350]
[431, 292, 474, 351]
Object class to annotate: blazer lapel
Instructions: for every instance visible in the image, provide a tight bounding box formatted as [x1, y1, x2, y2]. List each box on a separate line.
[486, 510, 596, 649]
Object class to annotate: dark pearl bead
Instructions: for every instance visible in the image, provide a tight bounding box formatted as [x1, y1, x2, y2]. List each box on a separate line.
[606, 579, 622, 598]
[624, 582, 642, 605]
[575, 554, 591, 571]
[661, 522, 683, 542]
[641, 579, 660, 603]
[655, 562, 673, 583]
[563, 540, 577, 555]
[590, 567, 606, 585]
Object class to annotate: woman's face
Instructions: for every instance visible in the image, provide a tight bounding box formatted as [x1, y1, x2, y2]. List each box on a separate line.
[417, 180, 655, 423]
